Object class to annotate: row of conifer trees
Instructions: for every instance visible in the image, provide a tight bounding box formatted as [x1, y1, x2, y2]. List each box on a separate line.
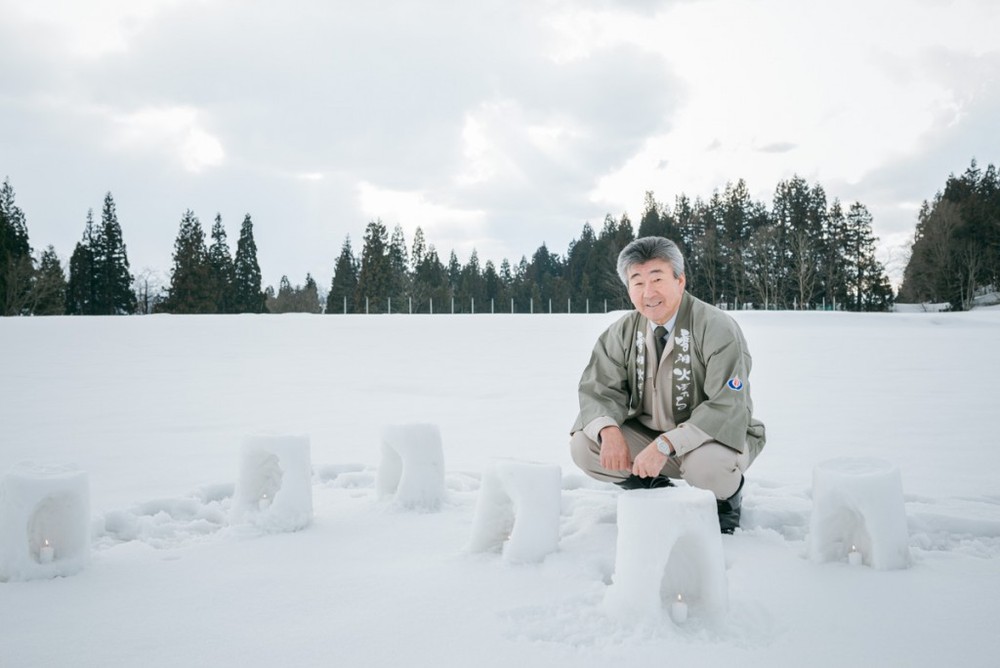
[0, 183, 270, 316]
[3, 161, 993, 316]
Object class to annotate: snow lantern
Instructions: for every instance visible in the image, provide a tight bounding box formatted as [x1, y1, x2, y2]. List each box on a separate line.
[466, 458, 562, 563]
[376, 423, 445, 511]
[807, 457, 911, 570]
[604, 487, 728, 623]
[0, 462, 90, 582]
[231, 434, 313, 532]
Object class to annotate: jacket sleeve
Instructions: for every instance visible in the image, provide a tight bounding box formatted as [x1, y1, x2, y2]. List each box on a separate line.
[572, 325, 632, 433]
[683, 315, 755, 452]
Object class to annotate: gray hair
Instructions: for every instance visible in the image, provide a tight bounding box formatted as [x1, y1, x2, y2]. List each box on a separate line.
[616, 236, 685, 284]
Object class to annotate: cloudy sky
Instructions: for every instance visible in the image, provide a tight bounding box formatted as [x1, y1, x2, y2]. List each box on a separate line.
[2, 0, 998, 291]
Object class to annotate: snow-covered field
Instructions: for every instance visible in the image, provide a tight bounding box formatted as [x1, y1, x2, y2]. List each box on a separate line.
[2, 309, 999, 667]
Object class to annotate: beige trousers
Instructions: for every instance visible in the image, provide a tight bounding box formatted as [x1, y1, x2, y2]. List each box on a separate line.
[570, 420, 754, 500]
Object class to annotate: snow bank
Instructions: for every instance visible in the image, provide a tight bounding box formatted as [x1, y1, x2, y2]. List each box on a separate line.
[2, 312, 1000, 667]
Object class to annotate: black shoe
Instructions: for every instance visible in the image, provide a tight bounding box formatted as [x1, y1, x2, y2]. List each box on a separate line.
[647, 475, 674, 489]
[717, 476, 744, 534]
[616, 474, 674, 490]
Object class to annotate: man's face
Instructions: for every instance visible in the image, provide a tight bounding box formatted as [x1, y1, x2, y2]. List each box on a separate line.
[626, 258, 686, 325]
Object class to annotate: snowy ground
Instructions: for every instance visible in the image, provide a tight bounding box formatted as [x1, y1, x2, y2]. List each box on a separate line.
[2, 310, 999, 667]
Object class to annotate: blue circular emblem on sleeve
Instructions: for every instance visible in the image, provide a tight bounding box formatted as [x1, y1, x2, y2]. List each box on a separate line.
[727, 376, 743, 391]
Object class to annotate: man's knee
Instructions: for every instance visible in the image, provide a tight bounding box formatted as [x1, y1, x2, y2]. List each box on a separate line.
[680, 443, 742, 499]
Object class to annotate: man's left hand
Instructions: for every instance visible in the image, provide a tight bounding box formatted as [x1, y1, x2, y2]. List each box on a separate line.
[632, 443, 669, 479]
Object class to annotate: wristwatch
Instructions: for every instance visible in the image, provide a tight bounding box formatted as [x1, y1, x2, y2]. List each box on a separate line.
[655, 435, 675, 457]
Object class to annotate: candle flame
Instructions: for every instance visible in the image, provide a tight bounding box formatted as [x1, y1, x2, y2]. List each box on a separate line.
[850, 544, 857, 552]
[676, 594, 683, 603]
[43, 539, 50, 547]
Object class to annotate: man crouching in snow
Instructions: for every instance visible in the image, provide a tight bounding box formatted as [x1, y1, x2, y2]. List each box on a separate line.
[569, 236, 766, 534]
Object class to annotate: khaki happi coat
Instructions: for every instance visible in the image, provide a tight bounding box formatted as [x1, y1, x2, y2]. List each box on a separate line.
[572, 292, 765, 458]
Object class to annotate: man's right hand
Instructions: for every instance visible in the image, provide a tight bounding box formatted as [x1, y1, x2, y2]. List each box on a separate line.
[599, 426, 632, 471]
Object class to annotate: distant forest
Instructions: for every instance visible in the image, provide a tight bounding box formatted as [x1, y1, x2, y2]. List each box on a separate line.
[1, 159, 997, 316]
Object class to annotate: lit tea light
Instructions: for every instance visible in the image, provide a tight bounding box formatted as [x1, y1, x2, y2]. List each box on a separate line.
[848, 544, 862, 566]
[259, 494, 271, 511]
[39, 539, 55, 564]
[670, 593, 688, 624]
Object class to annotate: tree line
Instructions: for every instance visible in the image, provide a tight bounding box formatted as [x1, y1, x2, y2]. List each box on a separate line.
[0, 184, 269, 316]
[898, 159, 1000, 309]
[2, 162, 993, 317]
[322, 175, 896, 314]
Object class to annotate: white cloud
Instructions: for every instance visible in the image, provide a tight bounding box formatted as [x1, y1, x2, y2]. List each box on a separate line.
[357, 181, 486, 243]
[11, 0, 202, 57]
[110, 106, 225, 173]
[455, 108, 520, 187]
[573, 0, 999, 215]
[455, 100, 585, 188]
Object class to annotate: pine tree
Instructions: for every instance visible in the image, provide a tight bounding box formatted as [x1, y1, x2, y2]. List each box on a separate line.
[266, 275, 295, 313]
[355, 219, 392, 312]
[446, 250, 461, 297]
[301, 273, 321, 313]
[0, 177, 33, 315]
[566, 222, 597, 303]
[30, 246, 67, 315]
[718, 180, 766, 308]
[499, 258, 513, 288]
[411, 245, 449, 313]
[208, 214, 236, 313]
[266, 274, 321, 313]
[482, 259, 503, 309]
[673, 194, 702, 258]
[821, 199, 850, 309]
[692, 204, 722, 304]
[457, 249, 485, 312]
[509, 255, 534, 312]
[637, 191, 670, 238]
[66, 211, 97, 315]
[592, 214, 631, 309]
[163, 210, 215, 313]
[615, 213, 635, 249]
[388, 224, 410, 303]
[94, 193, 136, 314]
[844, 202, 893, 311]
[233, 214, 266, 313]
[525, 242, 569, 312]
[772, 176, 827, 308]
[327, 236, 358, 314]
[410, 227, 426, 273]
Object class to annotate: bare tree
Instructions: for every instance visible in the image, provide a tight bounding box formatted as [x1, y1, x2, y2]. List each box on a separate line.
[789, 229, 817, 308]
[133, 267, 166, 314]
[2, 255, 34, 315]
[746, 226, 780, 309]
[959, 241, 986, 310]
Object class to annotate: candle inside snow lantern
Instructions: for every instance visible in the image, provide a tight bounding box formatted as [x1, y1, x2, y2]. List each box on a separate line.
[39, 539, 55, 564]
[848, 544, 862, 566]
[258, 493, 271, 511]
[670, 593, 688, 624]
